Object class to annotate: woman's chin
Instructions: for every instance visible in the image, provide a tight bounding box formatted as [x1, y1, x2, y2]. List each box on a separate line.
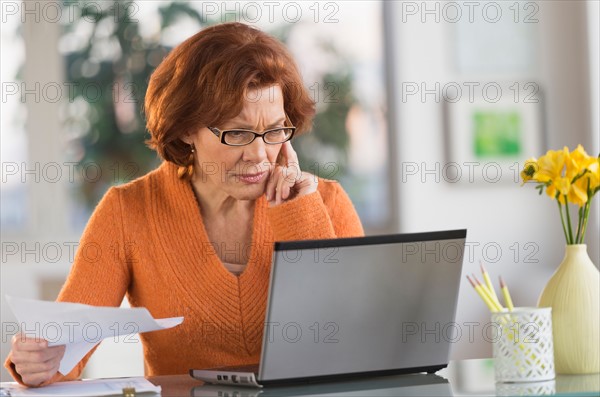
[230, 183, 266, 201]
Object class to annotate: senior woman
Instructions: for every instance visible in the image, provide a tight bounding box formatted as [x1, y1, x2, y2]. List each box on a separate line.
[5, 22, 364, 387]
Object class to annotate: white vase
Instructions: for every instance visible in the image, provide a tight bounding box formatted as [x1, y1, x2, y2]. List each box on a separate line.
[538, 244, 600, 374]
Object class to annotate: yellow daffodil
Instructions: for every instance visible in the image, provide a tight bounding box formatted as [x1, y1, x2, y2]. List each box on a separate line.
[520, 157, 538, 184]
[586, 158, 600, 192]
[536, 147, 568, 183]
[521, 145, 599, 245]
[547, 176, 571, 204]
[569, 177, 589, 207]
[566, 144, 596, 180]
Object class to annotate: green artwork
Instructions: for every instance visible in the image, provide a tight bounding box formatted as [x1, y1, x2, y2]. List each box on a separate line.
[472, 110, 522, 158]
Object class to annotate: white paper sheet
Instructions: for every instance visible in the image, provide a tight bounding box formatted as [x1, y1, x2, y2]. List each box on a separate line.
[0, 377, 160, 396]
[5, 296, 183, 375]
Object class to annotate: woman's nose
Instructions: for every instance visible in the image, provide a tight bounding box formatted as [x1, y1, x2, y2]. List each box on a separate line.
[241, 137, 268, 163]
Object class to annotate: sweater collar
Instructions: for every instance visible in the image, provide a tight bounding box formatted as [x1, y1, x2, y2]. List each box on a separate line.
[149, 161, 270, 283]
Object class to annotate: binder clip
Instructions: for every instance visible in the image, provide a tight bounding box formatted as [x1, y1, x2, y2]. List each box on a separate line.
[122, 386, 136, 397]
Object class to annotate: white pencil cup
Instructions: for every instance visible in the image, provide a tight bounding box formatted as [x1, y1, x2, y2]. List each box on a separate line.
[491, 307, 555, 383]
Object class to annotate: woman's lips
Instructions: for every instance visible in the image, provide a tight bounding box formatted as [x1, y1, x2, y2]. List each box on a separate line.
[237, 171, 267, 184]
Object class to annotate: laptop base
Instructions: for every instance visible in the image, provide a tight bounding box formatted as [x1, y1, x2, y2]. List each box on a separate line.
[190, 364, 448, 388]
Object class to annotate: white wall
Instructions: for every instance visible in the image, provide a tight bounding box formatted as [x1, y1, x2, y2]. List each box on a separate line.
[588, 0, 600, 259]
[589, 0, 600, 156]
[389, 0, 598, 359]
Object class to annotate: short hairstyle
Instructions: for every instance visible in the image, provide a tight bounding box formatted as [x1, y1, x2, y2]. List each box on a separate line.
[144, 22, 316, 178]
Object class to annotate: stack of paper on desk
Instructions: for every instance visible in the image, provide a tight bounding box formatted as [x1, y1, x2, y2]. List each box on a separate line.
[5, 296, 183, 375]
[0, 377, 160, 396]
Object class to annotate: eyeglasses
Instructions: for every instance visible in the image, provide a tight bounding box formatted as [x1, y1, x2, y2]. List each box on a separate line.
[208, 115, 296, 146]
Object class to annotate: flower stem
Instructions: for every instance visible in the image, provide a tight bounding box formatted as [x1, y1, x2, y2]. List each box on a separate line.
[564, 196, 574, 244]
[575, 206, 583, 243]
[579, 201, 591, 244]
[577, 178, 593, 244]
[557, 200, 570, 244]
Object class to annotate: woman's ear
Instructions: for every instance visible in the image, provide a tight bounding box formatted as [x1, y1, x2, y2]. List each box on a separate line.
[180, 133, 192, 145]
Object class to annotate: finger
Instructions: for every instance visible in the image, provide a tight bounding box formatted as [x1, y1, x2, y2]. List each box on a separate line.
[281, 141, 299, 166]
[276, 146, 286, 167]
[12, 345, 64, 364]
[269, 144, 300, 205]
[14, 354, 61, 377]
[15, 353, 61, 387]
[12, 333, 46, 345]
[282, 182, 291, 201]
[12, 336, 48, 351]
[280, 169, 292, 201]
[281, 142, 301, 184]
[283, 163, 299, 184]
[276, 168, 294, 204]
[21, 369, 58, 388]
[266, 165, 280, 201]
[275, 169, 285, 205]
[20, 374, 45, 388]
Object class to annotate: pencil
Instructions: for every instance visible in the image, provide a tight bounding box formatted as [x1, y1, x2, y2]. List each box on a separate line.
[467, 275, 500, 312]
[499, 276, 515, 311]
[480, 262, 501, 307]
[472, 274, 504, 312]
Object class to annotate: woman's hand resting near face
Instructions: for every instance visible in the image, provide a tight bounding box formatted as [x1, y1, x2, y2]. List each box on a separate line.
[265, 141, 318, 206]
[9, 334, 65, 387]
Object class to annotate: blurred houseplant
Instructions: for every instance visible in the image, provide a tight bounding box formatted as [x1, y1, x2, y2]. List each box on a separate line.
[521, 145, 600, 374]
[63, 1, 205, 206]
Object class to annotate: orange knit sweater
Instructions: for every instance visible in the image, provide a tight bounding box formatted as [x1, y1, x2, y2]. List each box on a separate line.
[5, 160, 364, 385]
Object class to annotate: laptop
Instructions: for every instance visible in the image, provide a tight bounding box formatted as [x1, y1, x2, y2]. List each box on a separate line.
[191, 229, 467, 388]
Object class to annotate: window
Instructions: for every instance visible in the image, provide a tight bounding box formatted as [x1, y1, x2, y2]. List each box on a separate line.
[1, 13, 27, 232]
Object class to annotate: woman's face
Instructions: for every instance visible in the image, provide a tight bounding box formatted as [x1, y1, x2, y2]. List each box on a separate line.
[186, 85, 286, 201]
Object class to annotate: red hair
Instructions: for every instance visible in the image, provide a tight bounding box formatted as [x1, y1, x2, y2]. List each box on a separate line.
[144, 22, 315, 178]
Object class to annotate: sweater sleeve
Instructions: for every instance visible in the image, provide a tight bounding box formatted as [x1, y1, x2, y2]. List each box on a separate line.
[267, 179, 364, 241]
[4, 186, 131, 386]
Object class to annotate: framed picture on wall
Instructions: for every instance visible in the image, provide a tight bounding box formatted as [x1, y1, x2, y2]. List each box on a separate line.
[443, 82, 545, 183]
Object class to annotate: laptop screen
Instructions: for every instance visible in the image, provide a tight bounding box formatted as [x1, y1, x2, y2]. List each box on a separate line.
[259, 230, 467, 382]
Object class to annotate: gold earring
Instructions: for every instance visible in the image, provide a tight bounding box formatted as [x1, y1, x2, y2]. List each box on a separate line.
[177, 143, 196, 179]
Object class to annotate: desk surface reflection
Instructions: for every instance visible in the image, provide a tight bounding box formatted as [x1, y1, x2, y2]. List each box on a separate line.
[149, 359, 600, 397]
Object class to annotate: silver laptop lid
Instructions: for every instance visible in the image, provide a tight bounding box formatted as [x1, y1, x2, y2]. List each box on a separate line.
[259, 230, 467, 382]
